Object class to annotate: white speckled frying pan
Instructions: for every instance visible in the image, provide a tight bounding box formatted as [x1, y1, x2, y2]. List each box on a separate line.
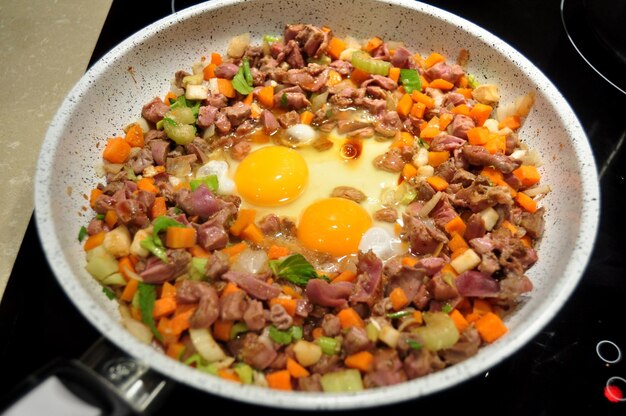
[34, 0, 598, 409]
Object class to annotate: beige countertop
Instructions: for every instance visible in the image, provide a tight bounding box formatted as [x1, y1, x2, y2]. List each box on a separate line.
[0, 0, 112, 300]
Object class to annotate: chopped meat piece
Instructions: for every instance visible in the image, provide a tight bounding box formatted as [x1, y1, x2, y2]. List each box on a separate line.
[330, 186, 366, 202]
[141, 97, 169, 123]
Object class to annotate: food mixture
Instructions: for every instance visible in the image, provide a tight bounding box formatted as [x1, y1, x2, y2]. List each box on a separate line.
[80, 23, 548, 392]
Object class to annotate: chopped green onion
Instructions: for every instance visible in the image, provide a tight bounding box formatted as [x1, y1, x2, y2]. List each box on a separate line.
[386, 310, 413, 319]
[137, 283, 162, 341]
[351, 50, 391, 76]
[399, 69, 421, 93]
[102, 286, 116, 300]
[242, 58, 253, 87]
[230, 322, 249, 340]
[316, 336, 340, 355]
[406, 339, 423, 350]
[184, 354, 218, 375]
[269, 325, 293, 345]
[78, 226, 88, 242]
[190, 175, 219, 192]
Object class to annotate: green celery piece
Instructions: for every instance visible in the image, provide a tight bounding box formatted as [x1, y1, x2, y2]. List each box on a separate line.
[189, 257, 208, 281]
[268, 325, 292, 345]
[399, 69, 421, 93]
[140, 238, 169, 263]
[316, 336, 339, 355]
[289, 325, 303, 340]
[123, 166, 137, 181]
[233, 363, 253, 384]
[137, 283, 162, 341]
[96, 214, 105, 220]
[351, 50, 390, 76]
[230, 322, 248, 339]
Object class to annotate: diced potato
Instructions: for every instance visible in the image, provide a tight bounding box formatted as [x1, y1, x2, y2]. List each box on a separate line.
[103, 225, 131, 258]
[479, 207, 499, 231]
[450, 248, 481, 274]
[185, 84, 209, 100]
[191, 61, 205, 76]
[130, 227, 152, 258]
[379, 325, 401, 348]
[472, 84, 500, 105]
[293, 340, 323, 367]
[85, 247, 119, 281]
[182, 73, 203, 86]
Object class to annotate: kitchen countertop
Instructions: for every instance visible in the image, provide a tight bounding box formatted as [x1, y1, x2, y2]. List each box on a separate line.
[0, 0, 112, 300]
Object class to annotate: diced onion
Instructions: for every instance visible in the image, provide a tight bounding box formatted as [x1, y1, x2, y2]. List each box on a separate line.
[285, 124, 318, 146]
[497, 92, 536, 121]
[311, 91, 329, 112]
[122, 317, 153, 344]
[231, 248, 269, 274]
[523, 184, 552, 198]
[189, 328, 227, 363]
[358, 227, 402, 261]
[418, 191, 443, 218]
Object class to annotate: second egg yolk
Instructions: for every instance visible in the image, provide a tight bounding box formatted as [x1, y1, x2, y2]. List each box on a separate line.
[234, 146, 309, 207]
[298, 197, 373, 257]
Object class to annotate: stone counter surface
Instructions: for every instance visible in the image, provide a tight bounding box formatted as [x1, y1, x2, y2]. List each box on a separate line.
[0, 0, 112, 300]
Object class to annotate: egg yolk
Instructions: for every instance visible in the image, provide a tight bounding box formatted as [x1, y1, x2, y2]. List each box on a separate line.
[235, 146, 308, 206]
[298, 197, 373, 257]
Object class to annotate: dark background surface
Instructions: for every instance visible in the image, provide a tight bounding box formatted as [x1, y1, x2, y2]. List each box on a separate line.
[1, 0, 625, 414]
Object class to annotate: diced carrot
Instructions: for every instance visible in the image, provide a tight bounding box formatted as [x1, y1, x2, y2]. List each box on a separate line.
[124, 124, 144, 148]
[337, 307, 365, 329]
[469, 103, 493, 126]
[103, 137, 131, 163]
[485, 134, 506, 154]
[170, 305, 196, 335]
[413, 53, 426, 68]
[229, 209, 256, 236]
[389, 287, 409, 311]
[220, 242, 249, 257]
[269, 298, 297, 317]
[402, 163, 418, 180]
[118, 256, 135, 281]
[326, 69, 343, 87]
[480, 166, 504, 184]
[419, 75, 429, 90]
[217, 368, 241, 383]
[350, 68, 370, 85]
[257, 85, 275, 108]
[498, 115, 521, 130]
[465, 312, 481, 323]
[473, 299, 493, 315]
[137, 177, 158, 194]
[515, 192, 538, 213]
[300, 110, 314, 125]
[327, 37, 347, 60]
[401, 256, 419, 268]
[165, 227, 197, 249]
[240, 223, 264, 244]
[458, 75, 469, 88]
[451, 104, 471, 116]
[475, 312, 508, 343]
[512, 165, 541, 187]
[332, 270, 357, 283]
[213, 319, 234, 342]
[312, 327, 325, 339]
[429, 78, 454, 90]
[450, 246, 468, 260]
[520, 235, 532, 248]
[501, 220, 518, 235]
[439, 112, 454, 131]
[448, 232, 468, 251]
[396, 93, 413, 118]
[163, 91, 178, 105]
[266, 370, 292, 391]
[203, 63, 217, 80]
[427, 150, 450, 167]
[243, 93, 254, 106]
[363, 36, 383, 52]
[216, 78, 236, 98]
[153, 297, 177, 319]
[267, 245, 290, 260]
[287, 358, 310, 378]
[455, 88, 473, 99]
[388, 67, 400, 83]
[424, 52, 445, 68]
[166, 342, 186, 360]
[420, 126, 440, 140]
[444, 216, 467, 236]
[188, 244, 210, 258]
[161, 281, 177, 299]
[411, 90, 435, 108]
[344, 351, 374, 372]
[410, 102, 426, 119]
[120, 278, 139, 302]
[84, 231, 106, 251]
[151, 196, 166, 219]
[390, 131, 415, 149]
[413, 310, 423, 324]
[426, 175, 449, 191]
[104, 210, 117, 229]
[282, 285, 302, 299]
[449, 309, 469, 332]
[441, 263, 458, 277]
[210, 52, 222, 65]
[221, 282, 242, 297]
[466, 127, 490, 146]
[89, 188, 103, 209]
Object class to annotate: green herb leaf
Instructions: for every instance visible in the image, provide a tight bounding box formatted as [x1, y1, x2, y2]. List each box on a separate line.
[140, 238, 169, 263]
[269, 254, 319, 286]
[268, 325, 293, 345]
[232, 64, 254, 95]
[386, 310, 413, 319]
[151, 216, 186, 247]
[399, 69, 421, 94]
[441, 302, 453, 314]
[102, 286, 116, 300]
[280, 92, 288, 107]
[137, 283, 162, 341]
[406, 339, 423, 350]
[242, 58, 253, 87]
[78, 226, 88, 242]
[190, 175, 219, 192]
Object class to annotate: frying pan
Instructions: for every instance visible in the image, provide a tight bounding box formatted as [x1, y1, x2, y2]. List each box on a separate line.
[34, 0, 599, 409]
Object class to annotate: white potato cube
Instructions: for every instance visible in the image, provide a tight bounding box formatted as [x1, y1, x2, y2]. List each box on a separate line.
[293, 340, 323, 367]
[479, 207, 499, 231]
[450, 248, 482, 274]
[103, 225, 131, 258]
[185, 84, 208, 100]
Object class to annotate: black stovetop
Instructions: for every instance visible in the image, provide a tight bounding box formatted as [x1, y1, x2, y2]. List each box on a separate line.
[2, 0, 625, 414]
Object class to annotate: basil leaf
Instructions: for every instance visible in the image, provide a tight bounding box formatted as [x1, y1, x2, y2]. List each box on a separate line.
[137, 283, 162, 341]
[190, 175, 219, 192]
[242, 58, 253, 87]
[232, 64, 254, 95]
[269, 254, 319, 286]
[78, 226, 88, 242]
[406, 339, 423, 350]
[399, 69, 421, 94]
[102, 286, 116, 300]
[140, 238, 169, 263]
[269, 325, 292, 345]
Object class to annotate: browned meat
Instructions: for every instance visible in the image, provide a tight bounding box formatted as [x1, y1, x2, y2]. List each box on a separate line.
[144, 129, 167, 143]
[214, 111, 231, 134]
[229, 140, 251, 161]
[260, 109, 280, 134]
[94, 194, 115, 214]
[149, 140, 170, 166]
[342, 326, 371, 354]
[274, 91, 311, 110]
[243, 300, 266, 331]
[298, 374, 323, 391]
[464, 213, 486, 240]
[403, 349, 445, 379]
[330, 186, 366, 202]
[141, 97, 169, 123]
[223, 102, 251, 127]
[455, 271, 500, 297]
[350, 250, 384, 306]
[174, 70, 190, 89]
[440, 326, 481, 365]
[204, 93, 228, 108]
[390, 47, 413, 69]
[418, 257, 445, 276]
[387, 265, 425, 301]
[237, 333, 277, 370]
[279, 39, 305, 69]
[364, 349, 407, 387]
[220, 290, 247, 321]
[205, 250, 230, 279]
[451, 114, 474, 139]
[277, 110, 300, 128]
[337, 120, 371, 134]
[430, 134, 466, 152]
[270, 303, 293, 330]
[373, 148, 405, 172]
[197, 105, 218, 128]
[310, 355, 341, 375]
[214, 63, 239, 79]
[374, 207, 398, 223]
[362, 75, 398, 90]
[450, 168, 476, 186]
[431, 196, 458, 229]
[403, 214, 449, 255]
[361, 97, 387, 115]
[185, 138, 210, 165]
[176, 280, 219, 328]
[222, 271, 280, 300]
[329, 59, 353, 75]
[371, 42, 390, 61]
[321, 314, 341, 337]
[115, 199, 149, 228]
[519, 207, 545, 238]
[295, 298, 312, 318]
[443, 92, 467, 107]
[87, 218, 104, 235]
[462, 145, 521, 174]
[425, 61, 464, 84]
[306, 279, 353, 308]
[454, 176, 513, 212]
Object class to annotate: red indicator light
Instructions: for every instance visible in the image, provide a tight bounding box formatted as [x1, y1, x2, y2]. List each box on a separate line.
[604, 385, 623, 403]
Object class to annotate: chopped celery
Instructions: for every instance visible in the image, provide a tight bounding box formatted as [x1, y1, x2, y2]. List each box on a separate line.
[168, 107, 196, 125]
[289, 325, 303, 340]
[269, 325, 292, 345]
[234, 363, 254, 384]
[140, 238, 168, 263]
[316, 336, 340, 355]
[123, 166, 137, 180]
[365, 322, 379, 342]
[413, 312, 459, 351]
[230, 322, 248, 339]
[320, 369, 364, 392]
[351, 50, 391, 76]
[101, 272, 126, 286]
[164, 121, 196, 145]
[182, 73, 203, 86]
[189, 257, 208, 281]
